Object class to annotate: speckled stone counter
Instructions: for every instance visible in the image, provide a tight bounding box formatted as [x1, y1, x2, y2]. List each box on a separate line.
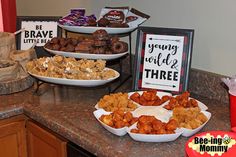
[0, 77, 231, 157]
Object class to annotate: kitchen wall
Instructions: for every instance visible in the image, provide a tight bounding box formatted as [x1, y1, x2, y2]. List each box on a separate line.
[16, 0, 236, 77]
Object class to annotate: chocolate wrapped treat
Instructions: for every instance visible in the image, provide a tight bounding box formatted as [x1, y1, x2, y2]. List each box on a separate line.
[97, 18, 110, 27]
[99, 7, 129, 24]
[87, 18, 97, 26]
[125, 8, 150, 27]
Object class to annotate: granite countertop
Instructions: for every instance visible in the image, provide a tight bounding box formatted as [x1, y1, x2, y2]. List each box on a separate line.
[0, 80, 231, 157]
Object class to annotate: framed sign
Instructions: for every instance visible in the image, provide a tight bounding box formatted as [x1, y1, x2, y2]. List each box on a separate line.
[133, 26, 194, 93]
[16, 16, 61, 57]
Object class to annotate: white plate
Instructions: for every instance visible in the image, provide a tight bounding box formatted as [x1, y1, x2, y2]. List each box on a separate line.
[181, 111, 211, 137]
[127, 123, 183, 142]
[132, 106, 171, 123]
[196, 99, 208, 111]
[93, 109, 128, 136]
[58, 24, 137, 34]
[28, 68, 119, 87]
[44, 47, 128, 60]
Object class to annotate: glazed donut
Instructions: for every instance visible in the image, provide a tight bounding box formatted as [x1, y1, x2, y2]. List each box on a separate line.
[50, 37, 60, 44]
[111, 41, 128, 54]
[70, 38, 78, 46]
[105, 49, 113, 54]
[93, 47, 105, 54]
[94, 40, 107, 47]
[65, 44, 75, 52]
[92, 29, 109, 40]
[110, 36, 120, 44]
[59, 38, 69, 47]
[83, 38, 95, 45]
[52, 44, 61, 51]
[44, 42, 53, 49]
[75, 42, 93, 53]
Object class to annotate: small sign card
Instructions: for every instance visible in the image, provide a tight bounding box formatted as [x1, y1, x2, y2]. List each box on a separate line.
[16, 16, 61, 57]
[133, 27, 194, 93]
[20, 21, 58, 50]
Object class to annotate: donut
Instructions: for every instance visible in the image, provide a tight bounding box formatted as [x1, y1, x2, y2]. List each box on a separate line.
[44, 42, 53, 49]
[75, 42, 93, 53]
[70, 38, 78, 46]
[94, 40, 107, 47]
[97, 18, 110, 27]
[93, 47, 105, 54]
[83, 38, 95, 45]
[92, 29, 109, 40]
[50, 37, 60, 44]
[52, 44, 61, 51]
[110, 36, 120, 44]
[111, 41, 128, 54]
[59, 38, 69, 47]
[60, 47, 67, 51]
[65, 44, 75, 52]
[105, 49, 113, 54]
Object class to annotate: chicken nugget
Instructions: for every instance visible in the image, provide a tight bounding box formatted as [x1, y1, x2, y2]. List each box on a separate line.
[130, 93, 140, 103]
[129, 117, 138, 126]
[142, 91, 157, 101]
[152, 119, 163, 131]
[165, 119, 178, 131]
[189, 119, 202, 129]
[138, 123, 153, 134]
[112, 112, 123, 122]
[153, 99, 162, 106]
[123, 112, 133, 122]
[100, 115, 113, 127]
[155, 128, 167, 134]
[138, 115, 156, 124]
[114, 120, 126, 128]
[189, 98, 198, 107]
[196, 113, 208, 123]
[131, 129, 139, 133]
[161, 95, 171, 103]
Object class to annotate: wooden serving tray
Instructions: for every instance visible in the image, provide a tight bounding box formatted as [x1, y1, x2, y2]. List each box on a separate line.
[0, 68, 34, 95]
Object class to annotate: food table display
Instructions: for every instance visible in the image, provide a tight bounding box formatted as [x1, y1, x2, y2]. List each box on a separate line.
[1, 6, 228, 157]
[24, 6, 211, 148]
